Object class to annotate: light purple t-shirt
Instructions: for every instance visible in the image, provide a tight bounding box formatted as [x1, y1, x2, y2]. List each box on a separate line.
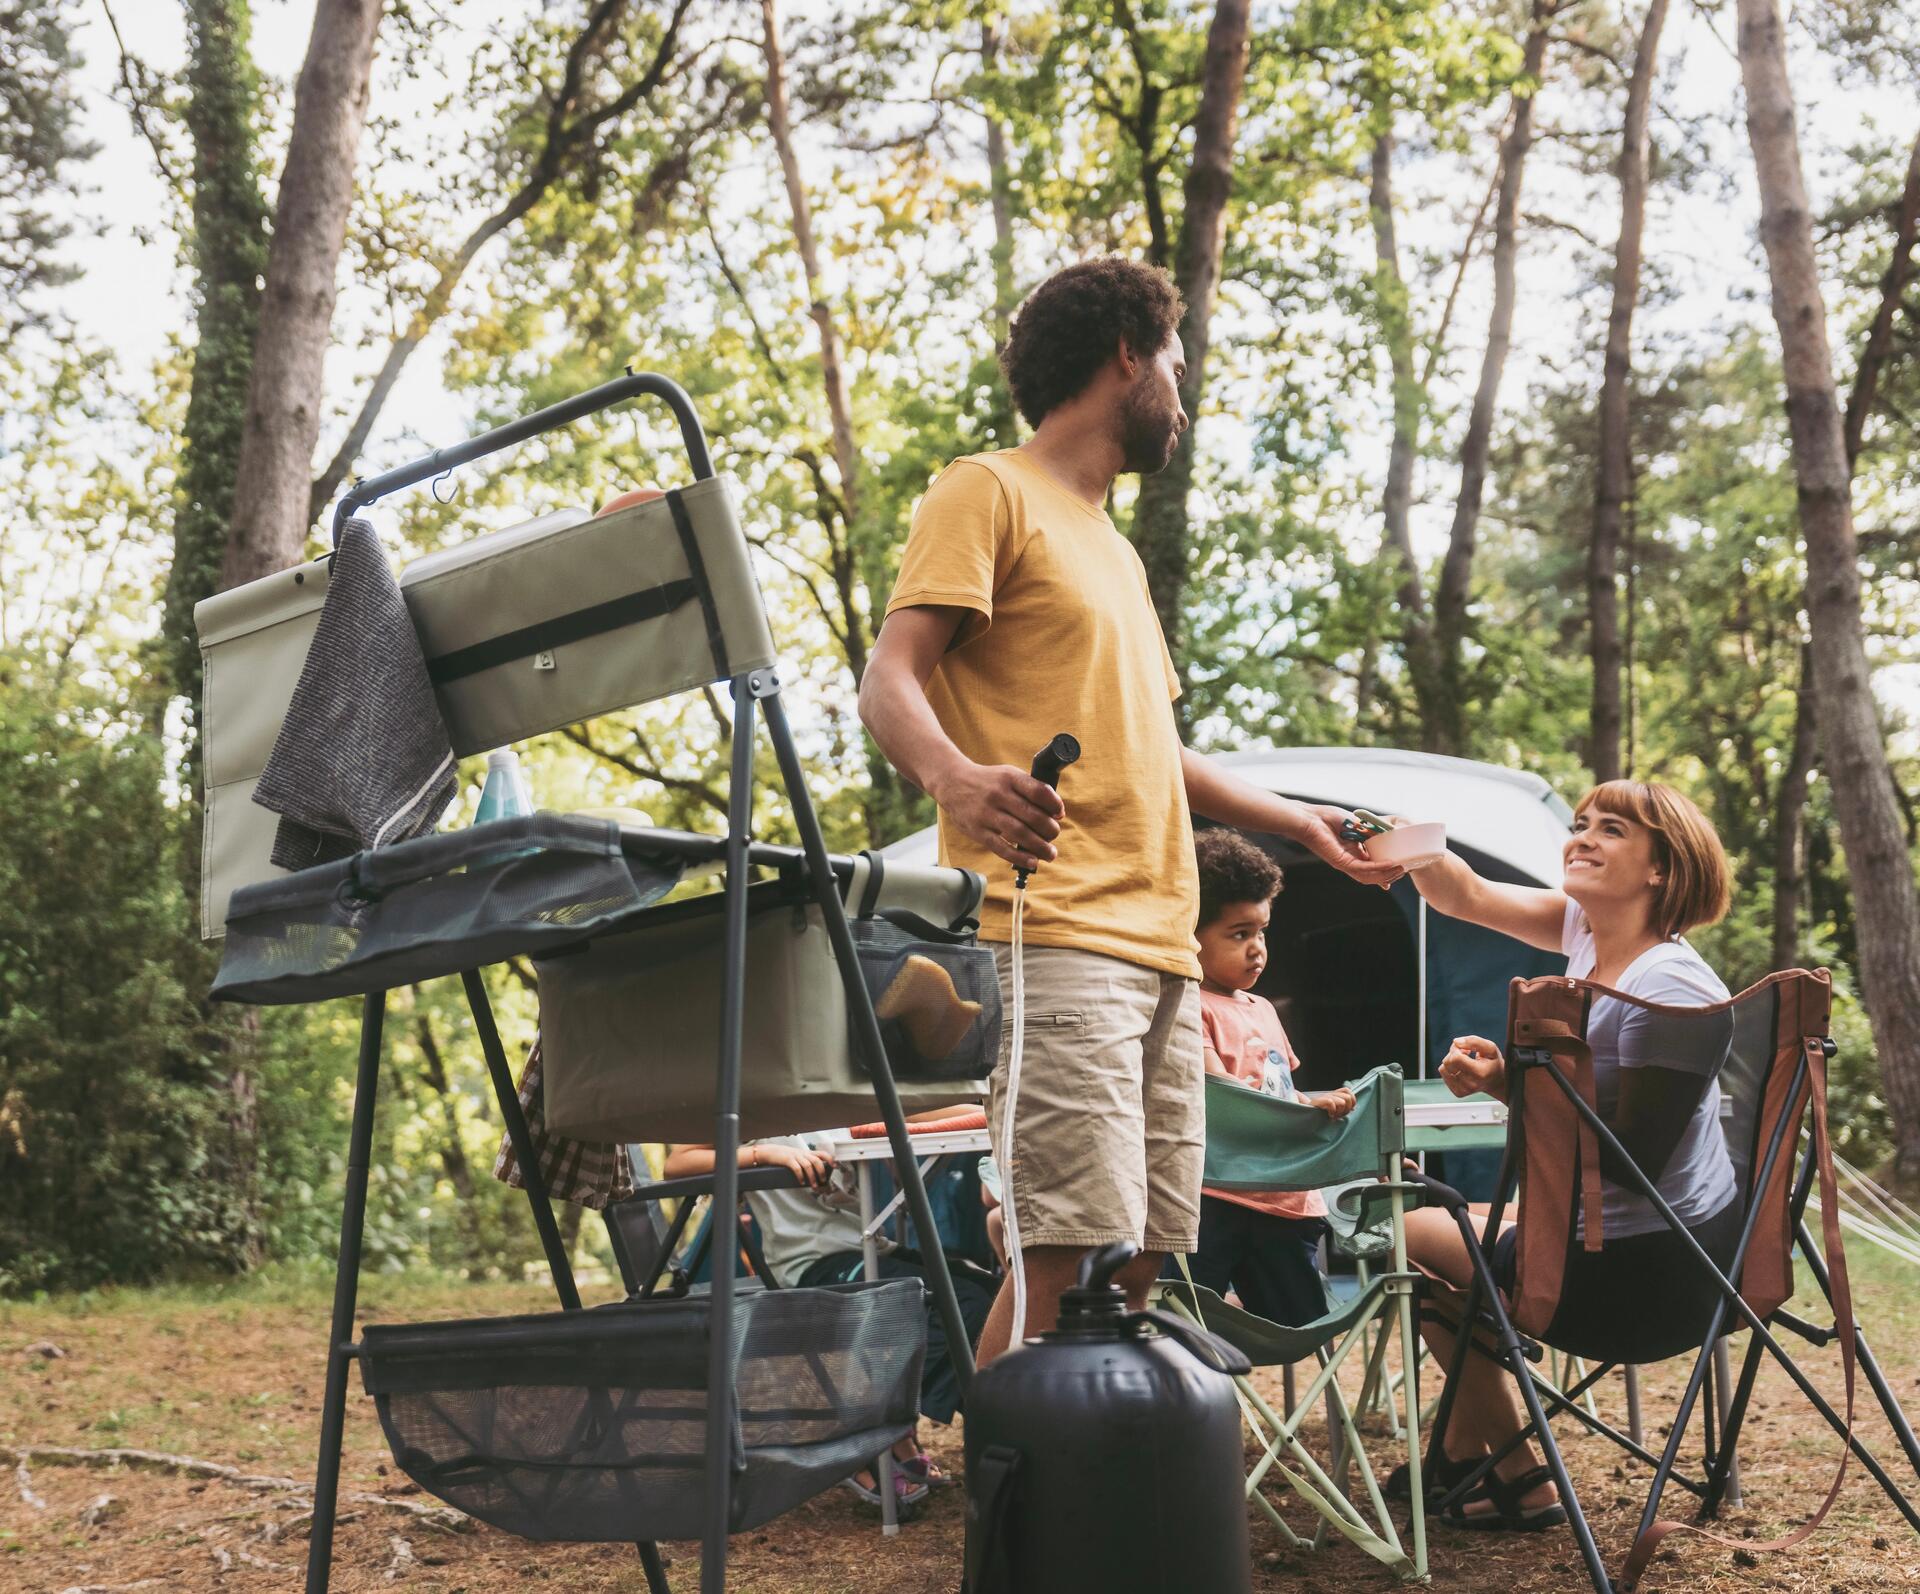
[1562, 900, 1738, 1238]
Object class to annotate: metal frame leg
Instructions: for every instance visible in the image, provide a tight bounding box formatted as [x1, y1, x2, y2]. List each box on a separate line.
[699, 679, 758, 1594]
[761, 689, 976, 1391]
[304, 993, 386, 1594]
[1711, 1338, 1741, 1508]
[1705, 1329, 1763, 1518]
[856, 1163, 901, 1537]
[465, 971, 670, 1591]
[1792, 1209, 1920, 1484]
[464, 969, 580, 1310]
[1454, 1226, 1613, 1594]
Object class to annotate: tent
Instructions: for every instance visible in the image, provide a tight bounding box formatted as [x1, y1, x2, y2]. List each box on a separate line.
[882, 746, 1572, 1095]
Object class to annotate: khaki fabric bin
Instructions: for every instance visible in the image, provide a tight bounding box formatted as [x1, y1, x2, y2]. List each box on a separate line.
[400, 478, 776, 758]
[539, 856, 988, 1143]
[192, 478, 772, 939]
[194, 556, 333, 938]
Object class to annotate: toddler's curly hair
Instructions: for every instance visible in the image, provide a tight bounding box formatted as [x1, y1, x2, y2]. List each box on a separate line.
[1194, 828, 1284, 929]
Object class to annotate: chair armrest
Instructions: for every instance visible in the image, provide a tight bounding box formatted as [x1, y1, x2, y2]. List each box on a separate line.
[1336, 1183, 1428, 1229]
[1401, 1166, 1471, 1214]
[632, 1166, 803, 1203]
[1328, 1180, 1426, 1258]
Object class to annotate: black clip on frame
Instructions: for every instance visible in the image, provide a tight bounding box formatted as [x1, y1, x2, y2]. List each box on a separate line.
[329, 371, 716, 541]
[1017, 733, 1081, 889]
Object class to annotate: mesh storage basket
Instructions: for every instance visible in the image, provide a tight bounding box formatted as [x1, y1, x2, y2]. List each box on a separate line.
[358, 1280, 925, 1542]
[210, 815, 683, 1005]
[849, 911, 999, 1084]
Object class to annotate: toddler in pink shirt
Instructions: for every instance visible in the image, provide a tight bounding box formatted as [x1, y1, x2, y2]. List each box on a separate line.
[1183, 830, 1356, 1325]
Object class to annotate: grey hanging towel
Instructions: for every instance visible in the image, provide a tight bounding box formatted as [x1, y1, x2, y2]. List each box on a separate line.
[254, 517, 458, 869]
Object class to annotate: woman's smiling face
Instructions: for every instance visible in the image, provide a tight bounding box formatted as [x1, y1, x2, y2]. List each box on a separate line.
[1562, 802, 1665, 915]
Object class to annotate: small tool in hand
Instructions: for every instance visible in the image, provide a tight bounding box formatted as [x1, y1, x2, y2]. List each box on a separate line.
[1340, 808, 1395, 843]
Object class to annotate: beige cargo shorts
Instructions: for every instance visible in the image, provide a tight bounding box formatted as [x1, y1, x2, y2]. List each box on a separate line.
[987, 943, 1204, 1254]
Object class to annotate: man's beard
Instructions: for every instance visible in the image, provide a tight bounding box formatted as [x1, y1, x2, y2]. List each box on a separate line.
[1118, 378, 1181, 474]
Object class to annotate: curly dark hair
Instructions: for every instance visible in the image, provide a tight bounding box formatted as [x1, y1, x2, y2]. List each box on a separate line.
[999, 258, 1185, 426]
[1194, 828, 1285, 928]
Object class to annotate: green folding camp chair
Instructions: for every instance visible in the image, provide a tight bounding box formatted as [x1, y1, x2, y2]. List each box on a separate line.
[1155, 1064, 1426, 1580]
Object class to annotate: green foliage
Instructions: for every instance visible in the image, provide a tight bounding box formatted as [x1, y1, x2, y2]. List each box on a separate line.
[0, 658, 254, 1293]
[0, 0, 94, 337]
[164, 0, 269, 704]
[8, 0, 1918, 1279]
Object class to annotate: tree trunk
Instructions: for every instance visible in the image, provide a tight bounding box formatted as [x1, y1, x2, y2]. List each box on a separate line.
[307, 0, 700, 523]
[1431, 1, 1553, 755]
[1588, 0, 1670, 784]
[162, 0, 275, 1270]
[1770, 134, 1920, 972]
[759, 0, 859, 524]
[1843, 128, 1920, 466]
[1772, 642, 1818, 971]
[982, 19, 1017, 344]
[760, 0, 909, 839]
[979, 19, 1021, 448]
[221, 0, 382, 590]
[1127, 0, 1252, 664]
[1737, 0, 1920, 1172]
[1369, 129, 1444, 726]
[164, 0, 269, 703]
[414, 1011, 476, 1202]
[1770, 136, 1915, 975]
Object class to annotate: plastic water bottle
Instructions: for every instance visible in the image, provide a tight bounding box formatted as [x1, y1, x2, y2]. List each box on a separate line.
[472, 751, 539, 868]
[475, 749, 532, 824]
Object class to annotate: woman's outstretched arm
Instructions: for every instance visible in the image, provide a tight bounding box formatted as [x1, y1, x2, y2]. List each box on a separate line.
[1404, 846, 1568, 952]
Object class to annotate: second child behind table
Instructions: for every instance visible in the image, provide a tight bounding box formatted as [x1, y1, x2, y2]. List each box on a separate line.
[662, 1130, 992, 1515]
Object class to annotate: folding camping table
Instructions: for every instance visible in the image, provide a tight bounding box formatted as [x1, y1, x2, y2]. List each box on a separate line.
[208, 375, 979, 1594]
[1401, 1078, 1508, 1153]
[809, 1121, 993, 1535]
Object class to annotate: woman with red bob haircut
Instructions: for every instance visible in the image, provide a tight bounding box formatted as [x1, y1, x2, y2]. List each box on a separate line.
[1390, 781, 1734, 1531]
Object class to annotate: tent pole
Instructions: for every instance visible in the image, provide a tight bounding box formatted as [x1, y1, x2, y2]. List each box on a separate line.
[1417, 895, 1428, 1079]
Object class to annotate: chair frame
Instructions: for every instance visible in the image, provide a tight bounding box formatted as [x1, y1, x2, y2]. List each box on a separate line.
[287, 375, 976, 1594]
[1419, 976, 1920, 1594]
[1158, 1068, 1429, 1581]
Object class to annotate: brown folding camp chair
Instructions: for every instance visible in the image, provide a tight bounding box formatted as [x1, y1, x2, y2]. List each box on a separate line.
[1409, 969, 1920, 1594]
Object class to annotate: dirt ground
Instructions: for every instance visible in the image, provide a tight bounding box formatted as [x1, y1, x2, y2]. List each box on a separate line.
[2, 1253, 1916, 1594]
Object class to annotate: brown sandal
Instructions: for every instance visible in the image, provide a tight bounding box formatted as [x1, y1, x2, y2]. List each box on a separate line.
[1442, 1464, 1567, 1532]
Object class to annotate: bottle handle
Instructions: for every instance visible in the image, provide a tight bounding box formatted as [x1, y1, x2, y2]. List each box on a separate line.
[1126, 1307, 1253, 1376]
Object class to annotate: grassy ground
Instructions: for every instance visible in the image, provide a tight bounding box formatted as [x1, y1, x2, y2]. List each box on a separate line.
[1, 1250, 1916, 1593]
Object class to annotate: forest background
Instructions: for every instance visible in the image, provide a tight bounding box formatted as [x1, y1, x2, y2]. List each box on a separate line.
[3, 0, 1918, 1296]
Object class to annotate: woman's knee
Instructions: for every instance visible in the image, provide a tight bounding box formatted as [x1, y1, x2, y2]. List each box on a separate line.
[1404, 1207, 1459, 1266]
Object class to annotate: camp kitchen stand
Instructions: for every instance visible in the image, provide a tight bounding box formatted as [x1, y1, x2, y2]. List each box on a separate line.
[207, 377, 980, 1594]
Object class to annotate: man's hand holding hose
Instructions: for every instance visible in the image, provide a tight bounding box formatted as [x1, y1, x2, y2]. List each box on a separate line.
[929, 758, 1066, 873]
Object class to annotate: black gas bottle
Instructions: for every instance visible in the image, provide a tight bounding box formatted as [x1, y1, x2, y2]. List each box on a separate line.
[962, 1242, 1254, 1594]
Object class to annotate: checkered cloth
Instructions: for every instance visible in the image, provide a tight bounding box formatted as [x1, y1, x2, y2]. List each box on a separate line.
[492, 1036, 636, 1209]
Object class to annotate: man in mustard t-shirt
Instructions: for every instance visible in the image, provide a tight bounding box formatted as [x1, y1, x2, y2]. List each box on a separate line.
[858, 257, 1402, 1365]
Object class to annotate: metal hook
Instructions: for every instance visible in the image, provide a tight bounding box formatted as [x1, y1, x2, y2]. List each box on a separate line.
[431, 466, 458, 504]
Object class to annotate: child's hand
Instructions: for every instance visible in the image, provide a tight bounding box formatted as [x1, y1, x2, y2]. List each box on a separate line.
[1313, 1088, 1357, 1120]
[759, 1142, 835, 1190]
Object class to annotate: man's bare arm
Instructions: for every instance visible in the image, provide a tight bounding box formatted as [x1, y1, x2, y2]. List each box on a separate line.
[858, 606, 1064, 871]
[1180, 747, 1404, 889]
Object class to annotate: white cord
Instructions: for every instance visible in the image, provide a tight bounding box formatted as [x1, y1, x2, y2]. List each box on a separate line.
[1004, 884, 1029, 1345]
